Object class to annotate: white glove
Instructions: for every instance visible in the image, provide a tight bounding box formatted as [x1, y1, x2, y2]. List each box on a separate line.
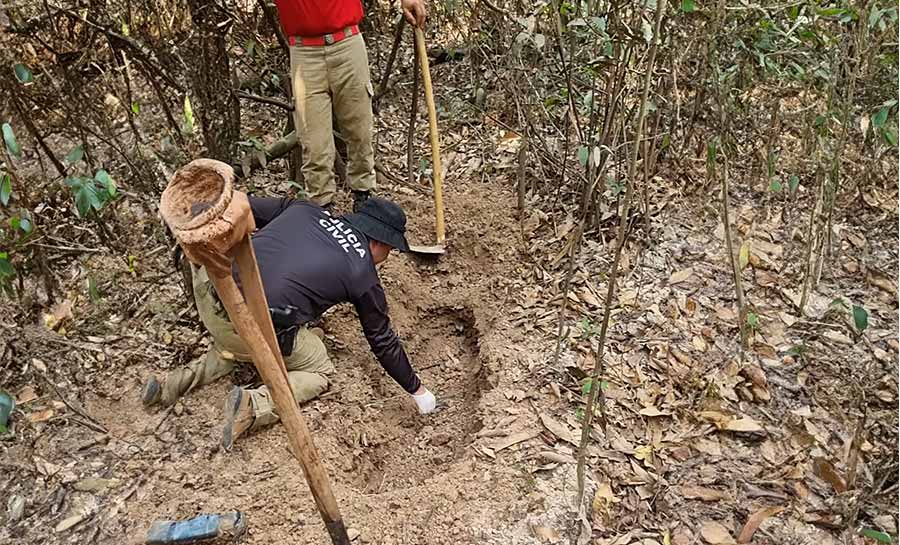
[412, 388, 437, 414]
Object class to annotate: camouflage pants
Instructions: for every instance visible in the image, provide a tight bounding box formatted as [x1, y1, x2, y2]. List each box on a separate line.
[160, 265, 334, 428]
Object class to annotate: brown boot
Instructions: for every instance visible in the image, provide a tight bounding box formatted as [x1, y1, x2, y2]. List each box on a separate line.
[222, 386, 254, 451]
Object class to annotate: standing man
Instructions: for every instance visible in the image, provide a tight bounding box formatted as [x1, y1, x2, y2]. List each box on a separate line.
[275, 0, 427, 211]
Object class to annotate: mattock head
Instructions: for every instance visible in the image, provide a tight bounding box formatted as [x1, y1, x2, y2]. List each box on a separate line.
[160, 159, 256, 275]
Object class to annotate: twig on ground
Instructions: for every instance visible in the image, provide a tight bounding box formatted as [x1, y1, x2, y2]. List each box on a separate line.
[40, 374, 109, 433]
[237, 91, 293, 111]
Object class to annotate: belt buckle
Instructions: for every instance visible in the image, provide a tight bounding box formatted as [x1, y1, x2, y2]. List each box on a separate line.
[324, 33, 335, 45]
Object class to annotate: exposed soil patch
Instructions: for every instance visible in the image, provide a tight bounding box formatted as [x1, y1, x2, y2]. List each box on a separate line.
[331, 307, 489, 493]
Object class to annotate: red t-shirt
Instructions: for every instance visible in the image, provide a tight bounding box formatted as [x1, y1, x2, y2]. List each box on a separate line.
[274, 0, 364, 37]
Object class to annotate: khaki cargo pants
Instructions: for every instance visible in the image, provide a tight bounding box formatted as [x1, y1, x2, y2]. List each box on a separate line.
[160, 266, 334, 429]
[291, 32, 376, 206]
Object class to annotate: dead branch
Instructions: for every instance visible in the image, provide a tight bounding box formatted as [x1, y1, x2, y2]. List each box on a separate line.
[237, 91, 294, 111]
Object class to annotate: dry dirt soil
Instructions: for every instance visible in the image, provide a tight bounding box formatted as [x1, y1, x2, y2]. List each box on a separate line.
[3, 174, 580, 545]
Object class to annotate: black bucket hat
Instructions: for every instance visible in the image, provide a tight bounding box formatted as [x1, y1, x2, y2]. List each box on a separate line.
[341, 197, 411, 253]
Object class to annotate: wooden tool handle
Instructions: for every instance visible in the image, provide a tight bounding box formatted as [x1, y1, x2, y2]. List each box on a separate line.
[209, 243, 350, 545]
[414, 27, 445, 244]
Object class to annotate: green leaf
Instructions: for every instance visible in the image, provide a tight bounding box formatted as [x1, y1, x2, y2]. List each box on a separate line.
[789, 174, 800, 193]
[65, 144, 84, 165]
[867, 7, 883, 29]
[818, 7, 847, 17]
[95, 169, 116, 197]
[0, 174, 10, 206]
[2, 123, 20, 158]
[19, 217, 32, 234]
[769, 179, 783, 192]
[883, 126, 898, 147]
[577, 146, 589, 166]
[87, 277, 100, 302]
[706, 140, 717, 166]
[861, 529, 892, 543]
[131, 102, 140, 115]
[681, 0, 696, 13]
[746, 312, 760, 329]
[872, 107, 889, 128]
[8, 217, 19, 231]
[13, 63, 33, 84]
[74, 183, 100, 217]
[852, 305, 869, 332]
[830, 298, 849, 310]
[182, 95, 194, 135]
[0, 254, 14, 276]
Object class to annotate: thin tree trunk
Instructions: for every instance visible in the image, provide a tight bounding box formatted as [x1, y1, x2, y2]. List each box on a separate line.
[720, 157, 749, 350]
[186, 0, 241, 161]
[574, 0, 666, 508]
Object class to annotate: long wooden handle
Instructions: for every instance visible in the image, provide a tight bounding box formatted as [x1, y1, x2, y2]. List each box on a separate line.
[208, 247, 350, 545]
[233, 237, 288, 378]
[414, 27, 445, 244]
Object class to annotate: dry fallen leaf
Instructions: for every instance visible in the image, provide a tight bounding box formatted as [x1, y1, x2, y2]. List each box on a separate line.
[669, 267, 694, 285]
[693, 438, 722, 456]
[737, 505, 784, 543]
[740, 364, 768, 389]
[813, 458, 847, 493]
[593, 481, 617, 520]
[16, 385, 38, 405]
[532, 525, 561, 543]
[692, 336, 708, 352]
[739, 241, 750, 270]
[540, 412, 578, 445]
[698, 410, 733, 429]
[716, 306, 737, 322]
[639, 406, 670, 417]
[681, 486, 730, 501]
[28, 408, 55, 423]
[488, 429, 540, 452]
[578, 286, 602, 308]
[724, 417, 765, 433]
[700, 520, 736, 545]
[43, 298, 75, 330]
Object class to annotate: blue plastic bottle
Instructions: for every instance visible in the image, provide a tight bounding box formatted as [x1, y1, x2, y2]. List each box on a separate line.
[146, 512, 246, 544]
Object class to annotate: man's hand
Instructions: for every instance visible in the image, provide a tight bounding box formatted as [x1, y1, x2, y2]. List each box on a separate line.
[401, 0, 426, 28]
[411, 386, 437, 414]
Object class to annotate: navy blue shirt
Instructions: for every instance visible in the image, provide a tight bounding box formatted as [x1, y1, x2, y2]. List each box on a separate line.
[245, 196, 420, 394]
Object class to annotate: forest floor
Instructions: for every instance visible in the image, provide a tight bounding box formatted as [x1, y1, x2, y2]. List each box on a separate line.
[2, 42, 898, 545]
